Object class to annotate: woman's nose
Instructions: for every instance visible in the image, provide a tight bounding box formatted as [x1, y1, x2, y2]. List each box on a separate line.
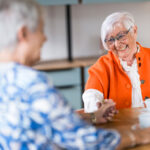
[114, 39, 120, 47]
[114, 39, 123, 50]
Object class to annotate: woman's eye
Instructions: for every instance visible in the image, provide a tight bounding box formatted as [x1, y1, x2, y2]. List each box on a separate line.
[117, 34, 125, 40]
[108, 38, 115, 42]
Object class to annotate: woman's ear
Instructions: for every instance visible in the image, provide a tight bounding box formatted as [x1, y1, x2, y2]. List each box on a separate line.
[133, 25, 137, 34]
[17, 26, 28, 42]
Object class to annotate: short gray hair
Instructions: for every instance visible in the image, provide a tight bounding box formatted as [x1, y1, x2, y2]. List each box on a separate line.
[101, 12, 135, 50]
[0, 0, 40, 50]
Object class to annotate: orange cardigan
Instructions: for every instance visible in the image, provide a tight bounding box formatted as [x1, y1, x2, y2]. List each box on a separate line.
[85, 43, 150, 109]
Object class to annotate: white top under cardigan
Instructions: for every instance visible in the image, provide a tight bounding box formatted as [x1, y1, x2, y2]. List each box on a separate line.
[83, 49, 144, 113]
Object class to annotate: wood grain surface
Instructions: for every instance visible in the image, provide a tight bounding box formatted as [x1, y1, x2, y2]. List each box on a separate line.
[96, 108, 150, 150]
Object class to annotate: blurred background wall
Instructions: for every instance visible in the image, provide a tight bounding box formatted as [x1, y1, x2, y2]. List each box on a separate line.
[41, 1, 150, 60]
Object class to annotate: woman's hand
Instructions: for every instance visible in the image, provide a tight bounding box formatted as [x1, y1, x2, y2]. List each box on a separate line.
[76, 99, 117, 124]
[94, 99, 117, 124]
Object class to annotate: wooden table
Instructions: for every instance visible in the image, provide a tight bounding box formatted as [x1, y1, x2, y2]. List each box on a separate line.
[96, 108, 150, 150]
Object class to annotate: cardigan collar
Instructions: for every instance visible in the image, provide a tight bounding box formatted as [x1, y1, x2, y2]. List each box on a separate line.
[108, 42, 143, 70]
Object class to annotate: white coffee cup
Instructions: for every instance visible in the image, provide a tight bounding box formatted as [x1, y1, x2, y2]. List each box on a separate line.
[139, 112, 150, 128]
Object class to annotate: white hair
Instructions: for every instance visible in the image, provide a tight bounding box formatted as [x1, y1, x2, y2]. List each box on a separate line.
[101, 12, 135, 50]
[0, 0, 40, 51]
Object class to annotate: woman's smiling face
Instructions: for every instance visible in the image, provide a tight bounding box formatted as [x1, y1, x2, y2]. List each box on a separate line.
[105, 23, 137, 61]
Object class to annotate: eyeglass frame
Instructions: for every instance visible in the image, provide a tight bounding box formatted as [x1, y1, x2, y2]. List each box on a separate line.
[104, 26, 132, 45]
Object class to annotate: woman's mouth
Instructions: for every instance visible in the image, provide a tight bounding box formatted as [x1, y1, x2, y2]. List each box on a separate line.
[119, 45, 128, 51]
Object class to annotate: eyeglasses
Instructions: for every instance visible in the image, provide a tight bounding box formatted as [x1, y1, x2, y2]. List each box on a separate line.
[104, 27, 132, 46]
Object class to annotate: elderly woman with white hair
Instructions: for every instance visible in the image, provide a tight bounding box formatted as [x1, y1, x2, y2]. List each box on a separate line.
[83, 12, 150, 112]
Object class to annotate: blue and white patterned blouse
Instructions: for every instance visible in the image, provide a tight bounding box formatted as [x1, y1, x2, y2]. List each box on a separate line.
[0, 62, 120, 150]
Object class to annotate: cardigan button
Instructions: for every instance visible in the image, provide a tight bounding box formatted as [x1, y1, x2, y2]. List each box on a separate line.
[141, 80, 145, 84]
[126, 84, 131, 89]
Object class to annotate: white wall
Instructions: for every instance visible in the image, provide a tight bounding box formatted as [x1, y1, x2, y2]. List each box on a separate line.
[41, 1, 150, 60]
[41, 6, 67, 60]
